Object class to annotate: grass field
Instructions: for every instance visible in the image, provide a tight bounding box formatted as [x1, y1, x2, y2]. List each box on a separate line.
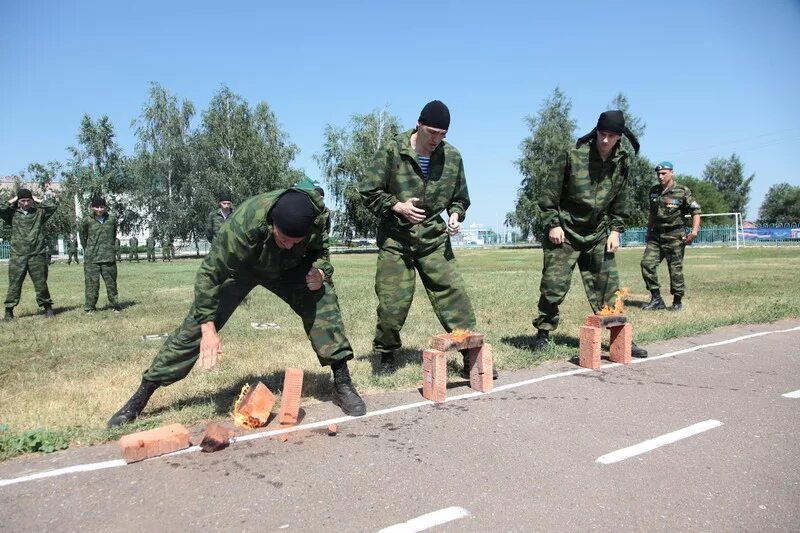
[1, 246, 799, 458]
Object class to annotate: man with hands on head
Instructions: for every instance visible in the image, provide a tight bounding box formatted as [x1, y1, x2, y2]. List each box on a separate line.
[107, 186, 366, 428]
[359, 100, 496, 379]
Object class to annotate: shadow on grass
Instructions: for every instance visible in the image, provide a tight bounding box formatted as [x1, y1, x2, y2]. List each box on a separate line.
[500, 333, 579, 351]
[359, 347, 425, 374]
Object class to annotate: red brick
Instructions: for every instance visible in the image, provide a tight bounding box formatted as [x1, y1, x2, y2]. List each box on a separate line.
[467, 343, 493, 393]
[430, 333, 485, 352]
[584, 314, 627, 329]
[119, 423, 191, 463]
[236, 382, 275, 427]
[579, 326, 602, 370]
[609, 323, 633, 364]
[200, 422, 234, 453]
[277, 368, 304, 426]
[422, 349, 447, 402]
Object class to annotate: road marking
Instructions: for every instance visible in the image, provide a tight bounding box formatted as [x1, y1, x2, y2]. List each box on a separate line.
[378, 506, 470, 533]
[596, 419, 724, 464]
[1, 324, 798, 488]
[782, 389, 800, 398]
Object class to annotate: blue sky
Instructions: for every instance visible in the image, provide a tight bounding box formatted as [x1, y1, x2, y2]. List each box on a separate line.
[1, 0, 798, 227]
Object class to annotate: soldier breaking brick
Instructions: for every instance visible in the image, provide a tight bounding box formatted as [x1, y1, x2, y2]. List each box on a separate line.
[107, 187, 366, 428]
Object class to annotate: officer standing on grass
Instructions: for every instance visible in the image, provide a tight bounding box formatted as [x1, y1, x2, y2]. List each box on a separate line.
[80, 197, 121, 313]
[107, 187, 366, 427]
[206, 191, 233, 244]
[530, 110, 648, 357]
[146, 234, 156, 262]
[1, 189, 58, 320]
[641, 161, 701, 311]
[128, 236, 140, 262]
[67, 234, 80, 265]
[359, 100, 496, 379]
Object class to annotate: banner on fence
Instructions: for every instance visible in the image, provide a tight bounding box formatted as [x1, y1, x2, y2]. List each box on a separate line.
[738, 227, 800, 241]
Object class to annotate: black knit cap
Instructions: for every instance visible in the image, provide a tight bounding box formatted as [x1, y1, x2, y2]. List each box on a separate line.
[17, 188, 33, 200]
[576, 109, 640, 154]
[418, 100, 450, 130]
[219, 190, 231, 202]
[91, 196, 106, 207]
[271, 192, 315, 238]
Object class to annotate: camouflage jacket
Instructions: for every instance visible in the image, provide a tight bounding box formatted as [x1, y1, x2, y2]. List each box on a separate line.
[146, 237, 156, 250]
[68, 238, 78, 252]
[193, 187, 333, 324]
[539, 141, 631, 247]
[0, 198, 58, 256]
[648, 183, 701, 229]
[80, 214, 118, 263]
[129, 236, 138, 248]
[206, 208, 233, 243]
[359, 129, 470, 252]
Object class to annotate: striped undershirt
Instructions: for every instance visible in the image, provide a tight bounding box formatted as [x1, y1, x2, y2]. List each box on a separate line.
[418, 156, 430, 178]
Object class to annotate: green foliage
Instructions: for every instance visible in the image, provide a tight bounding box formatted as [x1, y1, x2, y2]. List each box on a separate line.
[0, 424, 71, 460]
[510, 87, 577, 239]
[703, 153, 754, 219]
[315, 108, 401, 238]
[758, 182, 800, 224]
[675, 175, 732, 223]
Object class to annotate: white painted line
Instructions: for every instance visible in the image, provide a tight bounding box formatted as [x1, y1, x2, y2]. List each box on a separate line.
[1, 324, 798, 488]
[378, 506, 470, 533]
[596, 419, 724, 464]
[782, 389, 800, 399]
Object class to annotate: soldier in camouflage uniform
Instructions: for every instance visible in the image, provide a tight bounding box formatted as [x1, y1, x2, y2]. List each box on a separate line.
[206, 191, 233, 244]
[128, 236, 140, 262]
[80, 197, 121, 313]
[114, 238, 121, 261]
[107, 188, 366, 427]
[145, 234, 156, 262]
[531, 111, 647, 357]
[161, 236, 172, 261]
[67, 234, 80, 265]
[1, 189, 58, 320]
[641, 161, 701, 311]
[359, 100, 496, 379]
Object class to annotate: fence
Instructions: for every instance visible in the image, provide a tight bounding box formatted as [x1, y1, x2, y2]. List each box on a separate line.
[621, 223, 800, 248]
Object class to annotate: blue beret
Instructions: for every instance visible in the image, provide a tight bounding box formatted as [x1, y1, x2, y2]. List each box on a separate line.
[655, 161, 674, 171]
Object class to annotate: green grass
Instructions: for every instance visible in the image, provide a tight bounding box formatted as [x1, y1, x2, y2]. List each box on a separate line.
[1, 246, 798, 458]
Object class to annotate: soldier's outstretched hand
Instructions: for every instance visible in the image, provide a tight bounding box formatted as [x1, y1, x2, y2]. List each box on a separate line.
[305, 267, 324, 291]
[392, 198, 426, 224]
[548, 226, 565, 245]
[199, 322, 224, 370]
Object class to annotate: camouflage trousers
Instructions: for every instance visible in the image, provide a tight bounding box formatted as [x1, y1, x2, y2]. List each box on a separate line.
[142, 273, 353, 385]
[161, 247, 171, 261]
[146, 249, 156, 262]
[84, 262, 119, 311]
[4, 254, 53, 309]
[641, 228, 686, 297]
[533, 237, 619, 332]
[128, 251, 139, 262]
[67, 250, 80, 264]
[372, 237, 476, 355]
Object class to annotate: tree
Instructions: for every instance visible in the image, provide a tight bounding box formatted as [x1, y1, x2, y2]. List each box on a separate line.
[674, 175, 732, 224]
[22, 161, 75, 245]
[608, 93, 652, 227]
[315, 108, 401, 238]
[508, 87, 576, 239]
[702, 153, 754, 219]
[758, 182, 800, 224]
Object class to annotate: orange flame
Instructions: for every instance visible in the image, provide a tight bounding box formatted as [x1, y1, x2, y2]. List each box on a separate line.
[597, 288, 630, 315]
[448, 328, 473, 342]
[232, 383, 264, 429]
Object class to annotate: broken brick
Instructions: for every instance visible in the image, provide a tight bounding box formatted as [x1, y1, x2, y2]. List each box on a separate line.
[579, 326, 602, 370]
[327, 424, 337, 436]
[200, 422, 234, 453]
[235, 382, 276, 428]
[467, 343, 493, 393]
[422, 349, 447, 403]
[609, 323, 633, 365]
[277, 368, 304, 426]
[119, 423, 191, 463]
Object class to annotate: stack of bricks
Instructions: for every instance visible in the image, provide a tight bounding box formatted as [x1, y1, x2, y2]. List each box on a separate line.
[277, 368, 304, 426]
[423, 331, 493, 403]
[579, 314, 632, 370]
[119, 423, 191, 463]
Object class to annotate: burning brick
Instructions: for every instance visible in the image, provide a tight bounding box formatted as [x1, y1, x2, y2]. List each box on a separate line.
[233, 382, 276, 429]
[200, 422, 234, 453]
[119, 423, 191, 463]
[430, 330, 485, 352]
[278, 368, 304, 426]
[597, 288, 630, 316]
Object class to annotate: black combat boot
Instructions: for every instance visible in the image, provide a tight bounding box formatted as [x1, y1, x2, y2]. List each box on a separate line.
[631, 342, 648, 358]
[376, 351, 396, 374]
[44, 307, 55, 318]
[642, 289, 666, 311]
[331, 360, 366, 416]
[106, 379, 161, 428]
[671, 295, 683, 311]
[4, 308, 13, 321]
[459, 350, 499, 380]
[531, 329, 550, 352]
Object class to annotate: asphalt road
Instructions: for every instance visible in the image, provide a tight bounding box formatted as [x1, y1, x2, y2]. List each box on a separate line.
[1, 319, 798, 532]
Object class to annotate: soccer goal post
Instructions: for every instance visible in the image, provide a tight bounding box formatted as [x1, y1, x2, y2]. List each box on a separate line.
[698, 212, 743, 249]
